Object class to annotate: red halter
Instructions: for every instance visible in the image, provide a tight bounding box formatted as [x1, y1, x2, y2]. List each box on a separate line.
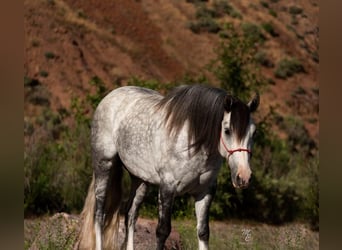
[220, 134, 252, 158]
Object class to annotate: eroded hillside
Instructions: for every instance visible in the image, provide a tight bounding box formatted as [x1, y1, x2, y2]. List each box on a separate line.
[24, 0, 318, 141]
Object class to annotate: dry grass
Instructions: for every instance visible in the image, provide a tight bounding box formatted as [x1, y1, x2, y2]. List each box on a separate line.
[24, 214, 318, 250]
[175, 219, 319, 250]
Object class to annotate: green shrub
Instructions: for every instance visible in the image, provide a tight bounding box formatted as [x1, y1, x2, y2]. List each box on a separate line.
[274, 57, 305, 79]
[241, 22, 266, 44]
[24, 107, 92, 215]
[269, 9, 278, 17]
[86, 76, 110, 109]
[260, 1, 269, 8]
[208, 31, 318, 225]
[24, 77, 110, 216]
[24, 76, 40, 87]
[44, 51, 56, 60]
[39, 70, 49, 77]
[289, 6, 303, 15]
[210, 23, 266, 101]
[195, 5, 218, 19]
[188, 18, 221, 34]
[304, 156, 319, 230]
[254, 51, 274, 68]
[213, 0, 242, 19]
[77, 9, 87, 19]
[25, 81, 51, 107]
[261, 22, 279, 37]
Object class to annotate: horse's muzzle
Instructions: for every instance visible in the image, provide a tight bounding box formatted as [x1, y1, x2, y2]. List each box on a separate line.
[232, 168, 251, 189]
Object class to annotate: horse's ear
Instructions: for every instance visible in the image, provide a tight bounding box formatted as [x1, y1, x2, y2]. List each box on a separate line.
[248, 92, 260, 113]
[224, 95, 234, 112]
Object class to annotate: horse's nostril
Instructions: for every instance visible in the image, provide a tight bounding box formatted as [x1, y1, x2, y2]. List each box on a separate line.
[236, 174, 248, 187]
[236, 174, 242, 185]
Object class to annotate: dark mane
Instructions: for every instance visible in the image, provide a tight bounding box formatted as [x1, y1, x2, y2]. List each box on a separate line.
[157, 85, 250, 155]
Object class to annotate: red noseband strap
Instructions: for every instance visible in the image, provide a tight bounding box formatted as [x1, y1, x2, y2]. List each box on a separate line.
[220, 134, 252, 158]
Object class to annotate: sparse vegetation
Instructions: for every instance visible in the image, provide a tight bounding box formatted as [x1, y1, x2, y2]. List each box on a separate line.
[254, 51, 274, 68]
[24, 78, 105, 216]
[212, 0, 242, 19]
[188, 1, 242, 34]
[274, 57, 305, 79]
[175, 219, 318, 249]
[77, 9, 87, 19]
[44, 51, 56, 60]
[261, 22, 279, 37]
[260, 1, 269, 9]
[188, 18, 221, 34]
[241, 22, 266, 45]
[210, 23, 266, 100]
[39, 70, 49, 77]
[289, 6, 303, 15]
[269, 9, 278, 17]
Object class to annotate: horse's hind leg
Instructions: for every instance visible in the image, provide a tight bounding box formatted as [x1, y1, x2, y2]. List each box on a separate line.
[123, 176, 148, 250]
[94, 158, 113, 250]
[94, 154, 122, 250]
[156, 184, 175, 250]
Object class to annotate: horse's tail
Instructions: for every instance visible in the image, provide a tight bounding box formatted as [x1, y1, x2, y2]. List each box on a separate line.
[77, 175, 96, 249]
[77, 167, 123, 250]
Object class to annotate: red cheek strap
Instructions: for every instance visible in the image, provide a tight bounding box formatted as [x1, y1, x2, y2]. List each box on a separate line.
[220, 134, 252, 158]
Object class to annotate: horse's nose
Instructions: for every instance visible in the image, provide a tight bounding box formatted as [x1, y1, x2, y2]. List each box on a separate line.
[236, 173, 250, 188]
[236, 174, 244, 186]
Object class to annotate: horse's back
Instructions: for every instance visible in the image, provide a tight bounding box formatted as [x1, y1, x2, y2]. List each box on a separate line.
[91, 86, 162, 157]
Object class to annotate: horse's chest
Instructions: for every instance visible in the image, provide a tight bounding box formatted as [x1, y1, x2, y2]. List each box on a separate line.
[175, 165, 219, 195]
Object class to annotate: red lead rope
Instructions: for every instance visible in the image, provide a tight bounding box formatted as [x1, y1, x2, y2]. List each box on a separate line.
[220, 134, 252, 158]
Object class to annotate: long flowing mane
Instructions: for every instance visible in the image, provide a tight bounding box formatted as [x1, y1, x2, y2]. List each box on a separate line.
[157, 84, 251, 156]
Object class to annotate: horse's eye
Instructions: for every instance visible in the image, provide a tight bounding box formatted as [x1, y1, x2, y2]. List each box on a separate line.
[224, 128, 230, 136]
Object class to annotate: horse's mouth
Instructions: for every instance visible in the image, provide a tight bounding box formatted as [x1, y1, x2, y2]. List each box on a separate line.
[232, 181, 249, 189]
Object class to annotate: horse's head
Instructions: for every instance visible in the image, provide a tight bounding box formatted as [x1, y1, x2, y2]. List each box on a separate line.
[218, 93, 259, 189]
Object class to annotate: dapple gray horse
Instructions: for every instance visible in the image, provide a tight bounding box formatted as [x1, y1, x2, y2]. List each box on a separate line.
[78, 85, 259, 250]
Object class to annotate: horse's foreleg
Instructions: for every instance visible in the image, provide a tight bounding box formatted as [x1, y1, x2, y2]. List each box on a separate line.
[124, 177, 148, 250]
[156, 185, 175, 250]
[194, 183, 216, 250]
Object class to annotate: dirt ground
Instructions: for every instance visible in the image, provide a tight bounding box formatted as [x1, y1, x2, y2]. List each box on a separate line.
[24, 213, 180, 250]
[24, 213, 318, 249]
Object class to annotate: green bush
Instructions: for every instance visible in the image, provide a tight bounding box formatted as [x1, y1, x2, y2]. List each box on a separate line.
[289, 6, 303, 15]
[188, 18, 221, 34]
[274, 57, 305, 79]
[195, 5, 218, 19]
[207, 24, 318, 225]
[241, 22, 266, 44]
[260, 1, 269, 8]
[269, 9, 278, 17]
[44, 51, 56, 60]
[261, 22, 279, 37]
[24, 77, 109, 216]
[210, 23, 266, 101]
[254, 51, 274, 68]
[213, 0, 242, 19]
[39, 70, 49, 77]
[24, 107, 92, 216]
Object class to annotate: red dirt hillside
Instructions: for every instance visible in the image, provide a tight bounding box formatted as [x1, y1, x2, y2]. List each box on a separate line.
[24, 0, 318, 142]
